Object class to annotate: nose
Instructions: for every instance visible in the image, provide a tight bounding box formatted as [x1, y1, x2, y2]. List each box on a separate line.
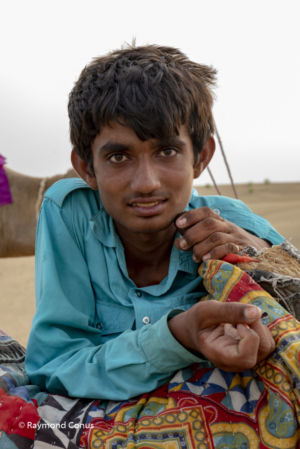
[130, 158, 161, 193]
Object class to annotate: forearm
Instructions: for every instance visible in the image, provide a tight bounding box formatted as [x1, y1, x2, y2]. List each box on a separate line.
[26, 312, 203, 400]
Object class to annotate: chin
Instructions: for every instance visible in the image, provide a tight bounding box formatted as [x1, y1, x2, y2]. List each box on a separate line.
[125, 217, 176, 235]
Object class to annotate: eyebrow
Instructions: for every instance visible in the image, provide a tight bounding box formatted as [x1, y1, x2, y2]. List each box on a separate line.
[99, 142, 129, 153]
[99, 136, 186, 153]
[152, 136, 186, 148]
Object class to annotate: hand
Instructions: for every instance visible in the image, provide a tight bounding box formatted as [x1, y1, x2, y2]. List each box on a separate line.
[174, 208, 270, 262]
[168, 301, 275, 371]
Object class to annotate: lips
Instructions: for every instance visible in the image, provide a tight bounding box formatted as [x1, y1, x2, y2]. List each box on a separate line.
[129, 198, 167, 217]
[132, 201, 160, 208]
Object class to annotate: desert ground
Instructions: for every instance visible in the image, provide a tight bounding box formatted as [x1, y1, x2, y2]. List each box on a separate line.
[1, 181, 300, 347]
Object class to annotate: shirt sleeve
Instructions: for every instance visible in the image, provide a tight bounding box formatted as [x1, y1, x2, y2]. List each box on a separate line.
[25, 198, 203, 400]
[191, 193, 285, 245]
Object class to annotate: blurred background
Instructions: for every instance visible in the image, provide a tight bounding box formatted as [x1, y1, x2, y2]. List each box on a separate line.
[1, 0, 299, 185]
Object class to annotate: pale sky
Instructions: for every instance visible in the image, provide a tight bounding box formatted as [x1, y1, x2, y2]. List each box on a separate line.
[1, 0, 299, 185]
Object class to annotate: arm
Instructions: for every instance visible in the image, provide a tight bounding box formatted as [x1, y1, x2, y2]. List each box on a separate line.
[26, 194, 278, 400]
[170, 198, 281, 366]
[174, 199, 284, 262]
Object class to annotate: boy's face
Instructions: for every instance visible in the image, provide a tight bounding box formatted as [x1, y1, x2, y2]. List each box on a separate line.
[74, 122, 213, 239]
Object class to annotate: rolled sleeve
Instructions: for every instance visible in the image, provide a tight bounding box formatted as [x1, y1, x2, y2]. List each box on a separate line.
[140, 311, 206, 372]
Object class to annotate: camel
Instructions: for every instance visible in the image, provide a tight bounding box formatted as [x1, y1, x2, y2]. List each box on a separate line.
[0, 167, 78, 257]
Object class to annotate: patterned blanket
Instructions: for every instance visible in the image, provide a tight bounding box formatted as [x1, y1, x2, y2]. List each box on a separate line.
[0, 260, 299, 448]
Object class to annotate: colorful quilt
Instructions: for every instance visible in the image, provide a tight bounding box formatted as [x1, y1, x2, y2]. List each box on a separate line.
[0, 260, 299, 448]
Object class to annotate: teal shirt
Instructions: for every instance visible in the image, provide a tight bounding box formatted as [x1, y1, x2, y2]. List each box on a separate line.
[25, 179, 284, 400]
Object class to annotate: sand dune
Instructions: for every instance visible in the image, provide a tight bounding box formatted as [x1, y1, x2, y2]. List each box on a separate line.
[1, 182, 299, 346]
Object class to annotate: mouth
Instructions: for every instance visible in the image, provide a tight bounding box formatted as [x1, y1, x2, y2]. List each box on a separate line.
[131, 201, 160, 208]
[129, 199, 167, 217]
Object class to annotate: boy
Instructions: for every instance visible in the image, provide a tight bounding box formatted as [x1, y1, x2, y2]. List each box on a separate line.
[25, 45, 283, 400]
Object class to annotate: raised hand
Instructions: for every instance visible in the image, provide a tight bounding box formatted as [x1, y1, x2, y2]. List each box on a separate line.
[174, 208, 270, 262]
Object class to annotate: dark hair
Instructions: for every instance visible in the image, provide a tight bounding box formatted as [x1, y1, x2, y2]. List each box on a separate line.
[68, 44, 217, 169]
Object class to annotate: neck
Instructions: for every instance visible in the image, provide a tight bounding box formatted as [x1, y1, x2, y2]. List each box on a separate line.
[116, 223, 177, 287]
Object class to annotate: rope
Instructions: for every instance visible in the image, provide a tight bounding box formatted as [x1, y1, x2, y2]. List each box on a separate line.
[215, 126, 239, 199]
[35, 177, 47, 220]
[207, 166, 222, 195]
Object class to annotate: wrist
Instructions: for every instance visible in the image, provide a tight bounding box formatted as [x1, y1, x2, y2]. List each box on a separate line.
[168, 309, 195, 352]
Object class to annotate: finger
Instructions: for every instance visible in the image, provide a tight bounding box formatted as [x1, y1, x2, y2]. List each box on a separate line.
[235, 323, 260, 366]
[175, 207, 224, 232]
[200, 242, 240, 262]
[191, 301, 262, 329]
[224, 323, 241, 340]
[200, 323, 260, 371]
[175, 219, 230, 252]
[203, 323, 225, 340]
[249, 319, 275, 361]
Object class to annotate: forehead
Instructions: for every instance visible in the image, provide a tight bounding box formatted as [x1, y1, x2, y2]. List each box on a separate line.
[92, 122, 192, 151]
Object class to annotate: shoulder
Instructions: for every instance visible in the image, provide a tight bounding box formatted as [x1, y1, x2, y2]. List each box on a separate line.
[44, 178, 94, 207]
[41, 178, 102, 227]
[189, 189, 251, 215]
[39, 179, 104, 249]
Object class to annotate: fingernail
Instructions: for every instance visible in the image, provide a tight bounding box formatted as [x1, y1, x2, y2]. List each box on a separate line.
[176, 216, 187, 227]
[202, 253, 211, 261]
[179, 238, 187, 249]
[245, 306, 261, 322]
[192, 254, 199, 263]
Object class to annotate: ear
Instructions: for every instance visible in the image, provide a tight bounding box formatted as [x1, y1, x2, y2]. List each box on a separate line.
[71, 149, 98, 189]
[193, 136, 215, 178]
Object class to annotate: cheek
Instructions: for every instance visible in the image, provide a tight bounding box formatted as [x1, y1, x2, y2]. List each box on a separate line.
[170, 171, 194, 205]
[97, 181, 119, 203]
[171, 166, 194, 188]
[94, 165, 124, 192]
[96, 187, 122, 220]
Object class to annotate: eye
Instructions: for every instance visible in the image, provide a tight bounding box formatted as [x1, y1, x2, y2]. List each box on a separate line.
[108, 153, 128, 164]
[159, 148, 177, 157]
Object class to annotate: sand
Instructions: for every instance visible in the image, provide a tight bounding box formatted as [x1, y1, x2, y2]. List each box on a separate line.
[1, 182, 299, 347]
[0, 255, 35, 346]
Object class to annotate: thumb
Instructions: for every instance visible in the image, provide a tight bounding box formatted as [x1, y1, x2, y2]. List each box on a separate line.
[197, 301, 262, 328]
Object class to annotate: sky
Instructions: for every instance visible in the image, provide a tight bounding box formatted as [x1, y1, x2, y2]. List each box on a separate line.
[1, 0, 299, 185]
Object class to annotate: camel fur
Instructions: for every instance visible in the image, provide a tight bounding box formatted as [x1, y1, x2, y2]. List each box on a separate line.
[0, 168, 77, 257]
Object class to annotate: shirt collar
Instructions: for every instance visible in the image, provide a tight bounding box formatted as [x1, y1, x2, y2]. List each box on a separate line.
[90, 195, 199, 276]
[90, 208, 117, 248]
[91, 209, 198, 277]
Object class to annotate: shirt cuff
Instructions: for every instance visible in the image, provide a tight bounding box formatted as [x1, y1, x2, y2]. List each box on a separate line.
[139, 310, 208, 373]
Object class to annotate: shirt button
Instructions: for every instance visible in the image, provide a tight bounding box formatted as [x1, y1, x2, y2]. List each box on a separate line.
[96, 322, 103, 330]
[142, 316, 151, 325]
[136, 291, 142, 297]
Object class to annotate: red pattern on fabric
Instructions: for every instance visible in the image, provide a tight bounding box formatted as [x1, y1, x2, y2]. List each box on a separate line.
[226, 272, 264, 303]
[0, 388, 39, 439]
